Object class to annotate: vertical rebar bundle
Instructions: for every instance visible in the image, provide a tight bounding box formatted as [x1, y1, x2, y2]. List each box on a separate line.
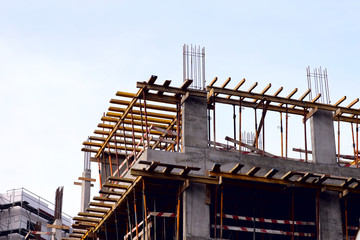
[183, 44, 206, 89]
[306, 66, 330, 104]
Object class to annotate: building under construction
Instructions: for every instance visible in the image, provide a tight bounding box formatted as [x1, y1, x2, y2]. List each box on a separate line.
[68, 63, 360, 240]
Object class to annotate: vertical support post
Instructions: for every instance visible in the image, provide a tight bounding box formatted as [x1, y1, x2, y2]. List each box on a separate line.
[104, 221, 108, 240]
[233, 105, 236, 148]
[113, 134, 120, 176]
[304, 108, 308, 162]
[220, 185, 223, 239]
[107, 143, 113, 176]
[356, 115, 359, 168]
[338, 117, 341, 163]
[177, 102, 181, 152]
[139, 98, 146, 148]
[280, 112, 284, 158]
[254, 108, 258, 149]
[133, 190, 139, 239]
[176, 186, 181, 240]
[143, 92, 150, 148]
[97, 158, 102, 191]
[239, 98, 242, 154]
[213, 93, 216, 147]
[316, 190, 320, 240]
[345, 198, 348, 240]
[214, 186, 218, 238]
[286, 104, 289, 158]
[262, 101, 265, 153]
[130, 109, 137, 162]
[142, 179, 149, 240]
[114, 211, 119, 240]
[291, 188, 294, 240]
[351, 123, 356, 158]
[154, 197, 157, 240]
[126, 198, 133, 240]
[122, 122, 128, 161]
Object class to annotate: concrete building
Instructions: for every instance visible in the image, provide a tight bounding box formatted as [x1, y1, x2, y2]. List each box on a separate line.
[71, 75, 360, 240]
[0, 188, 72, 240]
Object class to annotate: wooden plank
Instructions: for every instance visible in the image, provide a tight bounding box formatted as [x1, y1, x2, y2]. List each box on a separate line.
[102, 183, 129, 189]
[208, 77, 218, 87]
[341, 177, 358, 187]
[130, 169, 218, 185]
[163, 166, 175, 174]
[278, 88, 298, 107]
[89, 202, 113, 208]
[108, 106, 176, 119]
[226, 78, 245, 99]
[334, 96, 346, 107]
[311, 94, 321, 103]
[247, 82, 258, 93]
[180, 167, 192, 176]
[273, 87, 283, 97]
[246, 167, 261, 176]
[281, 171, 296, 180]
[73, 217, 100, 223]
[78, 177, 96, 182]
[110, 99, 177, 112]
[47, 224, 70, 230]
[315, 174, 330, 184]
[148, 75, 158, 84]
[78, 212, 104, 218]
[347, 98, 359, 108]
[211, 163, 221, 173]
[99, 190, 124, 196]
[264, 168, 279, 178]
[93, 196, 119, 202]
[181, 79, 193, 90]
[297, 172, 313, 182]
[107, 176, 135, 183]
[158, 80, 172, 95]
[229, 164, 244, 174]
[74, 182, 82, 186]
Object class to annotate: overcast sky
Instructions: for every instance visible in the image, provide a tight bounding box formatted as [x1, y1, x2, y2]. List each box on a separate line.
[1, 1, 359, 217]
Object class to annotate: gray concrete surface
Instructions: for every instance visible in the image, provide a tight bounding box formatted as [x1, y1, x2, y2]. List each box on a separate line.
[80, 169, 91, 212]
[311, 110, 337, 164]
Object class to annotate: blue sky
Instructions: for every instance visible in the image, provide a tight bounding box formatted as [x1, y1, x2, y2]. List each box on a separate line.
[1, 1, 359, 216]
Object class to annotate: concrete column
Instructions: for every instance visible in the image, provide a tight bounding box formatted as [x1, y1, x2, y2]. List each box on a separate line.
[182, 95, 208, 153]
[310, 109, 337, 164]
[318, 192, 343, 239]
[80, 169, 91, 212]
[181, 95, 210, 239]
[51, 219, 63, 240]
[183, 183, 210, 240]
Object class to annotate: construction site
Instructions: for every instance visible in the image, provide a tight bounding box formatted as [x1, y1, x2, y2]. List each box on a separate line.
[49, 46, 360, 240]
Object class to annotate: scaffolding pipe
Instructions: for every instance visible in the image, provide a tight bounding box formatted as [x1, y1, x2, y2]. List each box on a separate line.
[142, 180, 149, 240]
[138, 98, 146, 149]
[126, 198, 133, 240]
[280, 113, 284, 158]
[176, 186, 181, 240]
[233, 105, 236, 148]
[357, 115, 359, 168]
[133, 190, 139, 239]
[286, 104, 289, 158]
[338, 117, 341, 163]
[107, 143, 113, 176]
[304, 108, 308, 162]
[239, 98, 242, 154]
[143, 92, 150, 148]
[220, 185, 224, 240]
[130, 109, 137, 162]
[345, 198, 348, 240]
[214, 186, 218, 238]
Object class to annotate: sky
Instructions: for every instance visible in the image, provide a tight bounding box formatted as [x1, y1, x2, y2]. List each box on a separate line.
[1, 1, 360, 217]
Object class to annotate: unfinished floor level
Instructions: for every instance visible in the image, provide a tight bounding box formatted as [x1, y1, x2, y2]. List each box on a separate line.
[69, 76, 360, 240]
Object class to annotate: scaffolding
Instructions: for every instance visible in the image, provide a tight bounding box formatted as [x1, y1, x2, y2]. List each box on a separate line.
[73, 75, 360, 240]
[0, 188, 72, 240]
